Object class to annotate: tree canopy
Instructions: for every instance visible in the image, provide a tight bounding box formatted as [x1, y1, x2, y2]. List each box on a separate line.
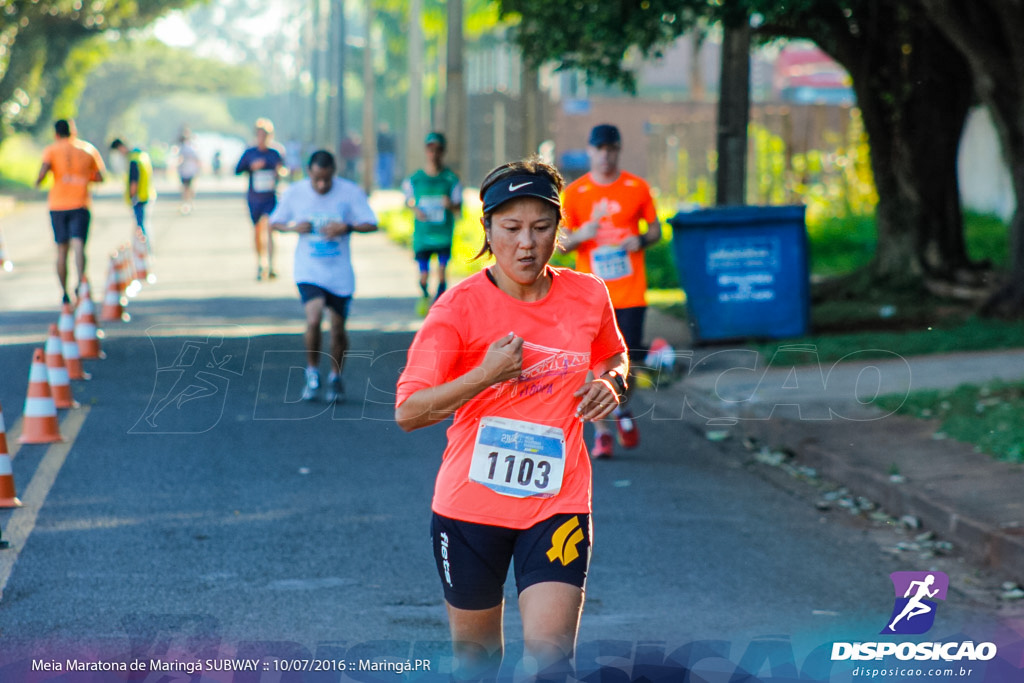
[498, 0, 1007, 308]
[0, 0, 204, 144]
[73, 39, 261, 147]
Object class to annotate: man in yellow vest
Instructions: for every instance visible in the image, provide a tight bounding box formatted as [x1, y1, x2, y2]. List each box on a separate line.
[111, 139, 154, 237]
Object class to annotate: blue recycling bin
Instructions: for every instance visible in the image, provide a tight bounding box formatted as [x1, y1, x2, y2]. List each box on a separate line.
[669, 205, 810, 343]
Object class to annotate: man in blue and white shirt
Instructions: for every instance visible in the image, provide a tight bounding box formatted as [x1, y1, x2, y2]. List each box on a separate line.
[270, 150, 378, 402]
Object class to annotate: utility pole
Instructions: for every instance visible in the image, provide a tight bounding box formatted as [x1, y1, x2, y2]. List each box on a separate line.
[444, 0, 466, 177]
[361, 1, 376, 196]
[332, 0, 347, 152]
[405, 0, 425, 177]
[521, 61, 541, 158]
[715, 14, 750, 206]
[309, 0, 322, 143]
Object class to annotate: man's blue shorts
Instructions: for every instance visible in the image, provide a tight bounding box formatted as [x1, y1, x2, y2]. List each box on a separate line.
[50, 208, 90, 244]
[248, 196, 277, 224]
[415, 247, 452, 273]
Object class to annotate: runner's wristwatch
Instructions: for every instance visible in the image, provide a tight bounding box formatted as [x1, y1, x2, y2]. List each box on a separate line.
[602, 369, 628, 398]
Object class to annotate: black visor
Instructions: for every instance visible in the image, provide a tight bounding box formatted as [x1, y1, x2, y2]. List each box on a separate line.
[481, 174, 561, 214]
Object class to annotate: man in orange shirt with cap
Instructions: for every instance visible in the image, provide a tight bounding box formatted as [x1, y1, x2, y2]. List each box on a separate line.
[36, 119, 105, 304]
[561, 123, 662, 459]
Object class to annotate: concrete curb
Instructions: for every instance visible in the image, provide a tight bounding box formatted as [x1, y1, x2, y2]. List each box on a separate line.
[796, 438, 1024, 584]
[663, 380, 1024, 585]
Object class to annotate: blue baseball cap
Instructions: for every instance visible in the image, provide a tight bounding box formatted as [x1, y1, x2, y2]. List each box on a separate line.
[425, 132, 446, 147]
[588, 124, 621, 147]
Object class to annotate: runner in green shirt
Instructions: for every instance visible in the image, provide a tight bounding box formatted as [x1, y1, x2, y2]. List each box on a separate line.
[401, 132, 463, 316]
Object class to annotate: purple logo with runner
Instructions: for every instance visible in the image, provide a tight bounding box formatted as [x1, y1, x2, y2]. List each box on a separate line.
[881, 571, 948, 635]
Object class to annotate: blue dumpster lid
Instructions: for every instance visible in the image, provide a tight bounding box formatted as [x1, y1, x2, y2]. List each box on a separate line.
[670, 205, 806, 229]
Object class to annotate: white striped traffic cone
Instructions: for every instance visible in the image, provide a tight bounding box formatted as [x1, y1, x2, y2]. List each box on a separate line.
[59, 303, 89, 380]
[18, 349, 64, 444]
[100, 258, 127, 322]
[131, 228, 155, 285]
[75, 278, 105, 359]
[0, 402, 21, 508]
[45, 324, 78, 410]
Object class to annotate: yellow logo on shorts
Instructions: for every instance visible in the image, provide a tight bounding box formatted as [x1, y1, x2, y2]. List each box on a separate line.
[546, 516, 585, 566]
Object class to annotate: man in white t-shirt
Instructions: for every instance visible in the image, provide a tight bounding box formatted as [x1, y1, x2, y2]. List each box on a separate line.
[269, 149, 378, 402]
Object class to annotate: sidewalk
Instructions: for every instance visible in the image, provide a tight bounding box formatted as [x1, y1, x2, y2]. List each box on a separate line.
[643, 306, 1024, 584]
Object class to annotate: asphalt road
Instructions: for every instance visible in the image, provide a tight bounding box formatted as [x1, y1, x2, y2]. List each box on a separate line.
[0, 188, 1019, 681]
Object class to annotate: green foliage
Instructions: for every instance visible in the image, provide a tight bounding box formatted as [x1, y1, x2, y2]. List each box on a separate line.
[644, 223, 680, 289]
[0, 134, 43, 194]
[137, 93, 249, 142]
[752, 316, 1024, 367]
[875, 382, 1024, 463]
[74, 39, 262, 147]
[0, 0, 205, 141]
[498, 0, 697, 91]
[965, 212, 1010, 268]
[49, 38, 111, 127]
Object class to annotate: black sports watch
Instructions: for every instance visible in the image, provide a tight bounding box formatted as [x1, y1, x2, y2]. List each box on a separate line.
[602, 369, 628, 398]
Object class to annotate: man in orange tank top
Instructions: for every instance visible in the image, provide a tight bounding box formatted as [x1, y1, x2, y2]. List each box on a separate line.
[36, 119, 105, 304]
[561, 124, 662, 459]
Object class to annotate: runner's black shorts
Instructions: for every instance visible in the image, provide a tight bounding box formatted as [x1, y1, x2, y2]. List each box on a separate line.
[614, 306, 647, 363]
[415, 247, 452, 272]
[297, 283, 351, 319]
[50, 208, 90, 244]
[430, 511, 592, 610]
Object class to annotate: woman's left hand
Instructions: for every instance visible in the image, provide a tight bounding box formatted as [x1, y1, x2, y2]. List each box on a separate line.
[573, 378, 620, 422]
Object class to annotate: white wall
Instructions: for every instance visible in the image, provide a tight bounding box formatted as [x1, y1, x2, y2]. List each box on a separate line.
[958, 106, 1016, 221]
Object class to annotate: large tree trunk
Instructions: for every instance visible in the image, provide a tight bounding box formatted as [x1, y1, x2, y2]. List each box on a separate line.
[772, 2, 974, 293]
[835, 4, 974, 285]
[850, 37, 973, 282]
[922, 0, 1024, 316]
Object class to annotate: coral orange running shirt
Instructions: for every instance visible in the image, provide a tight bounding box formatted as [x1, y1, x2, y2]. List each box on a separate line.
[396, 267, 626, 529]
[563, 171, 659, 309]
[41, 138, 105, 211]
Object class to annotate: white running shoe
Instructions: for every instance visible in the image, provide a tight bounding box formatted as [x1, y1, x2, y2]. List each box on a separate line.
[301, 368, 319, 401]
[325, 376, 344, 403]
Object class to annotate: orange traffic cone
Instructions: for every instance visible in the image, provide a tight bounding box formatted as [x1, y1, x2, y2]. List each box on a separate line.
[100, 258, 127, 322]
[59, 303, 89, 380]
[75, 278, 104, 359]
[0, 402, 22, 508]
[0, 225, 11, 272]
[119, 246, 138, 297]
[131, 229, 154, 285]
[115, 248, 127, 295]
[45, 324, 78, 409]
[18, 348, 64, 444]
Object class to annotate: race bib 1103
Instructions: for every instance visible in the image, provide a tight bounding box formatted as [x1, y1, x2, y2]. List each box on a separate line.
[469, 417, 565, 498]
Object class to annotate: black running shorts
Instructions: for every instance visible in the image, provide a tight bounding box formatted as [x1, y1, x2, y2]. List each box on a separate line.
[50, 208, 90, 244]
[297, 283, 351, 318]
[613, 305, 647, 363]
[430, 512, 592, 610]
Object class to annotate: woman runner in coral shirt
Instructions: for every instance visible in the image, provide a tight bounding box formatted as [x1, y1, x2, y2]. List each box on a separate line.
[396, 158, 629, 682]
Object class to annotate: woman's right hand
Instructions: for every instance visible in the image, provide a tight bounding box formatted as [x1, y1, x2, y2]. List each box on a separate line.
[479, 333, 523, 385]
